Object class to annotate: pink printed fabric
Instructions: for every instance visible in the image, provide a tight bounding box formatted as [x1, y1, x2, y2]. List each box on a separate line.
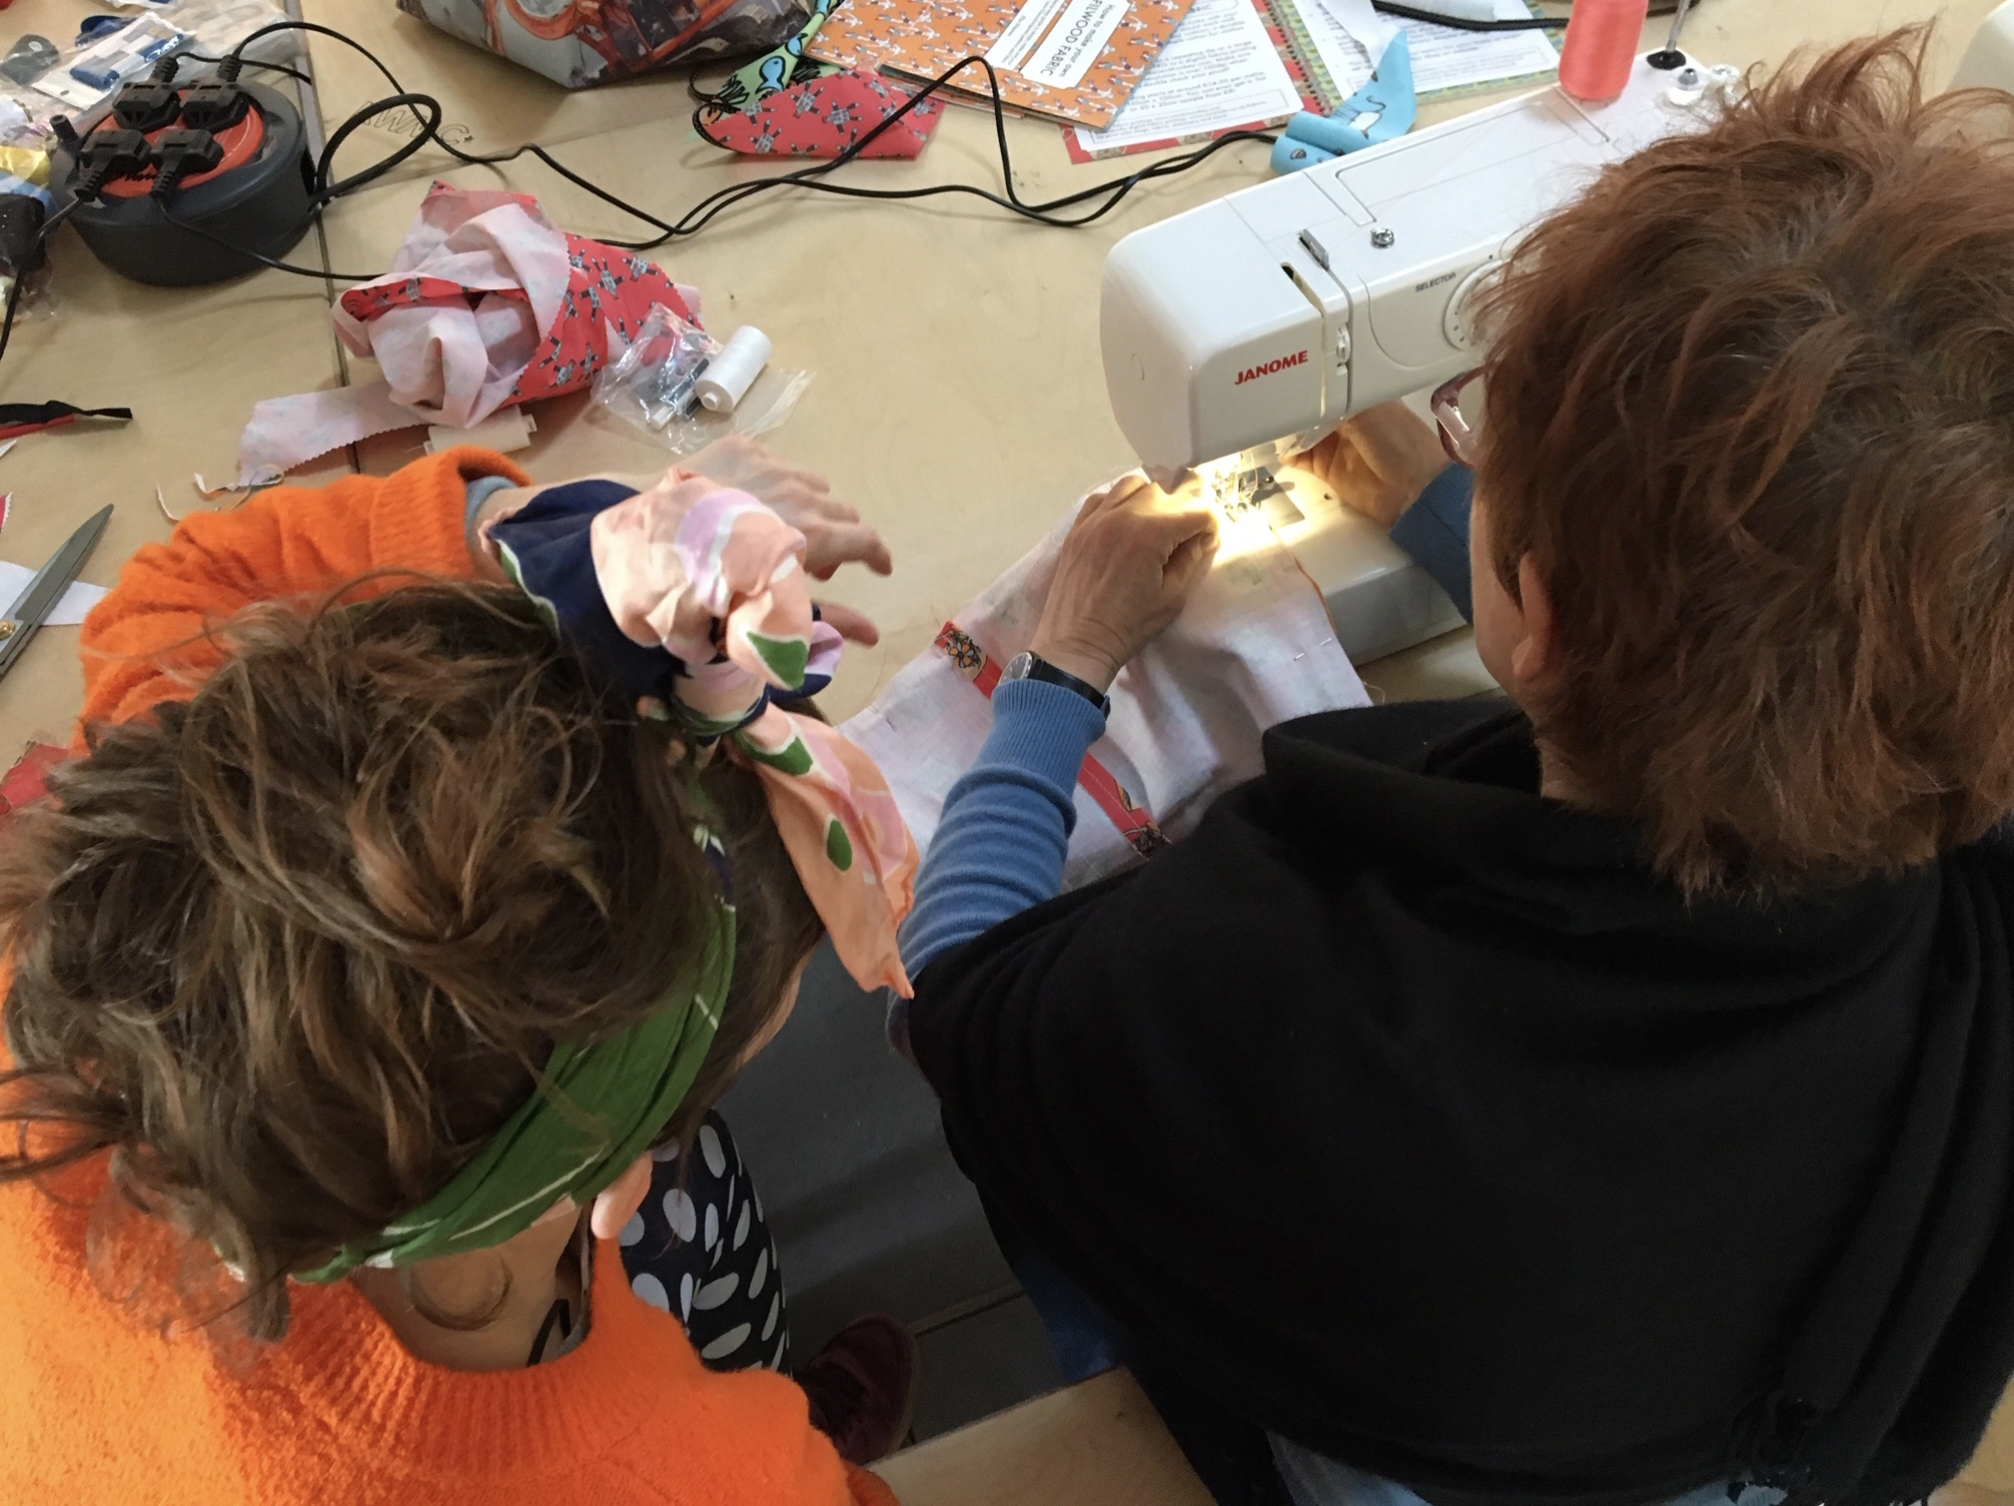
[237, 186, 700, 482]
[334, 184, 698, 422]
[591, 472, 918, 996]
[704, 71, 945, 159]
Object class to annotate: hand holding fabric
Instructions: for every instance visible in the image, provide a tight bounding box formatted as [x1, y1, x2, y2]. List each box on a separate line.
[1029, 475, 1219, 693]
[1289, 399, 1450, 530]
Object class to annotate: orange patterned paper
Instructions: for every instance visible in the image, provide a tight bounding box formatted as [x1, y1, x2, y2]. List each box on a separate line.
[807, 0, 1196, 129]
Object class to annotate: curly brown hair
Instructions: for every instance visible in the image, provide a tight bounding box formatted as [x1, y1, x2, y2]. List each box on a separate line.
[0, 581, 819, 1342]
[1476, 30, 2014, 894]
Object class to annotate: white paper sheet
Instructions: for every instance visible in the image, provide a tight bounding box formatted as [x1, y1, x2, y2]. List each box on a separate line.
[1020, 0, 1131, 88]
[1390, 0, 1495, 19]
[1071, 0, 1304, 153]
[1322, 0, 1398, 57]
[1295, 0, 1377, 97]
[0, 562, 106, 627]
[1293, 0, 1557, 101]
[988, 0, 1072, 70]
[1406, 0, 1559, 93]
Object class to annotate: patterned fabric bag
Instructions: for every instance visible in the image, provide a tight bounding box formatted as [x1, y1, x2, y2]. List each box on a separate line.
[398, 0, 814, 88]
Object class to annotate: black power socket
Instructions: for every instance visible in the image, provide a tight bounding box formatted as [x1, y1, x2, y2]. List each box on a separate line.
[177, 83, 254, 133]
[110, 81, 182, 134]
[149, 129, 226, 199]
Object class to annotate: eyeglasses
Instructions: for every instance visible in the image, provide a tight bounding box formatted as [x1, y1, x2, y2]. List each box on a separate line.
[1431, 367, 1483, 468]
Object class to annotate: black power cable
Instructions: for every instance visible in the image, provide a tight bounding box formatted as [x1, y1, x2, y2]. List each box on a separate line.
[0, 5, 1288, 358]
[141, 24, 1269, 285]
[27, 1, 1713, 348]
[212, 21, 1277, 267]
[1374, 2, 1565, 30]
[312, 91, 444, 202]
[178, 49, 313, 87]
[158, 201, 379, 280]
[1369, 0, 1694, 29]
[218, 2, 1707, 251]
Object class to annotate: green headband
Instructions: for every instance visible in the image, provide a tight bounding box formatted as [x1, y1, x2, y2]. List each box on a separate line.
[296, 893, 735, 1285]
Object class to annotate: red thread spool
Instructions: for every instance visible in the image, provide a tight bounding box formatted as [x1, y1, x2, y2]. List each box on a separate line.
[1558, 0, 1650, 105]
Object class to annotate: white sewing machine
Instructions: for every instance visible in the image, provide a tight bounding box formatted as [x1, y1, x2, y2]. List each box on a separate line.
[1103, 7, 2014, 664]
[1102, 51, 1718, 662]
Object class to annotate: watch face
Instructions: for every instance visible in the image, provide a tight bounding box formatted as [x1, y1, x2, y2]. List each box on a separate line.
[1003, 652, 1036, 681]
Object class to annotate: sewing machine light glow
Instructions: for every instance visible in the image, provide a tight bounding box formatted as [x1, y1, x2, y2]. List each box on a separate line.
[1176, 455, 1279, 563]
[1195, 452, 1245, 502]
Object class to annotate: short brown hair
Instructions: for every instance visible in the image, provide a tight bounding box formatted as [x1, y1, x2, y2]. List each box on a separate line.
[1478, 31, 2014, 893]
[0, 582, 817, 1341]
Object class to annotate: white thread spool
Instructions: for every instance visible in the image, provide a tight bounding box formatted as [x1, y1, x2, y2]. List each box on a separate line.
[697, 326, 773, 413]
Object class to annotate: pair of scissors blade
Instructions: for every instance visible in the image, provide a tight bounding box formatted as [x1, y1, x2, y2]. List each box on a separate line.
[0, 504, 112, 680]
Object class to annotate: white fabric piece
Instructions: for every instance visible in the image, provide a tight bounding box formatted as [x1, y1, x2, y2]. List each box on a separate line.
[426, 407, 537, 455]
[0, 562, 106, 626]
[237, 190, 573, 482]
[843, 488, 1371, 891]
[236, 384, 425, 483]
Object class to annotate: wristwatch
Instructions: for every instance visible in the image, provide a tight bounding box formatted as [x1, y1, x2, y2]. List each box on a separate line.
[1001, 651, 1112, 718]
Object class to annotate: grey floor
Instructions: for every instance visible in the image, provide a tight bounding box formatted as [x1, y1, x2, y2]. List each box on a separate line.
[718, 942, 1064, 1440]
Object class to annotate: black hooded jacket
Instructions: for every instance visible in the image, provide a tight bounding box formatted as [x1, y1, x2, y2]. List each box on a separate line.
[910, 700, 2014, 1506]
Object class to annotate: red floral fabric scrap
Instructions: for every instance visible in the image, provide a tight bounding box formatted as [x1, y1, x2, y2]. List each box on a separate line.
[706, 71, 943, 159]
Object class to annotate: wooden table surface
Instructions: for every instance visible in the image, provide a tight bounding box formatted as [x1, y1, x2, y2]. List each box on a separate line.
[3, 2, 2013, 1497]
[3, 0, 1996, 746]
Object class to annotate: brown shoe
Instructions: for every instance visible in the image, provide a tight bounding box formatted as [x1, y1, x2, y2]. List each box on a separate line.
[798, 1313, 922, 1465]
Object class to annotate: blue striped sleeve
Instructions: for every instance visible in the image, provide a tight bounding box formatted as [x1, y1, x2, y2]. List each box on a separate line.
[891, 679, 1106, 1049]
[1388, 463, 1474, 624]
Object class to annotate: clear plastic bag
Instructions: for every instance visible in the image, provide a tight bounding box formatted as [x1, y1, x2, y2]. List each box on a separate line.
[592, 304, 812, 456]
[4, 1, 296, 126]
[0, 107, 57, 325]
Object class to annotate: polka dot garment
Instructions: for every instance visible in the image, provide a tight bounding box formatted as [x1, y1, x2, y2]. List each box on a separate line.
[619, 1110, 789, 1373]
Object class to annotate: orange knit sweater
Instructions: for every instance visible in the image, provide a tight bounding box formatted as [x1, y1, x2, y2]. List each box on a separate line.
[0, 450, 899, 1506]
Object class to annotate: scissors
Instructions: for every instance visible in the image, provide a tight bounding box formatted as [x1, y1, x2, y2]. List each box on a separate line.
[0, 504, 111, 681]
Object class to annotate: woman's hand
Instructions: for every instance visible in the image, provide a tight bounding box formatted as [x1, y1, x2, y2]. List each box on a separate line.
[684, 435, 893, 582]
[1289, 400, 1451, 530]
[466, 438, 893, 639]
[1028, 475, 1219, 694]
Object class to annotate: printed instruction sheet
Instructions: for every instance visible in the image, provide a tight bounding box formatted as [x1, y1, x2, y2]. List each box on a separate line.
[1069, 0, 1303, 155]
[1295, 0, 1558, 100]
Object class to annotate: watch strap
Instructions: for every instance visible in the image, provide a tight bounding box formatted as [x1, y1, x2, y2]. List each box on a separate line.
[1015, 651, 1112, 719]
[936, 623, 1165, 856]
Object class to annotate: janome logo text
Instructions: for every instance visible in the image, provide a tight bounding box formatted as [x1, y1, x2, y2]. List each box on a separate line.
[1234, 351, 1308, 385]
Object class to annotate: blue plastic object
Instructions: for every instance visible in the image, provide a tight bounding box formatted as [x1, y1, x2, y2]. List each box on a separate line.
[1273, 29, 1417, 173]
[1270, 136, 1339, 172]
